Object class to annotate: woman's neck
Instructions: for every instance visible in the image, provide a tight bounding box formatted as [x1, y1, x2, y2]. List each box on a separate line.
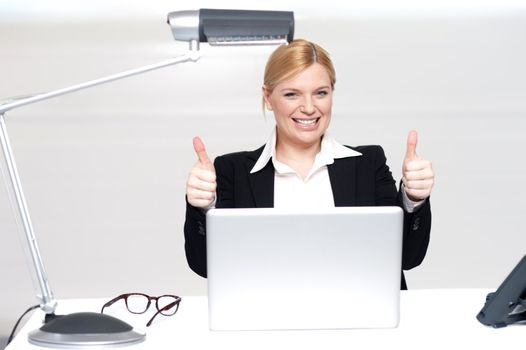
[275, 137, 322, 180]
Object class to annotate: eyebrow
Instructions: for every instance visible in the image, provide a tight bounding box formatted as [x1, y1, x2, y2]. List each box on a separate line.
[279, 86, 331, 93]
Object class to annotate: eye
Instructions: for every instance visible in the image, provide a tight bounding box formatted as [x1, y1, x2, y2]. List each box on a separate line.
[283, 92, 297, 98]
[316, 90, 329, 97]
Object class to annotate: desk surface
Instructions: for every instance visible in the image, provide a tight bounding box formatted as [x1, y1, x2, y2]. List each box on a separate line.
[6, 289, 523, 350]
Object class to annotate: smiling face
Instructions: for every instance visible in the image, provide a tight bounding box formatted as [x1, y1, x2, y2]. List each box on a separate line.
[263, 63, 333, 150]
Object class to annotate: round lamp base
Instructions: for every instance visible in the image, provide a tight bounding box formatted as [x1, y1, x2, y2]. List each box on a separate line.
[27, 312, 145, 348]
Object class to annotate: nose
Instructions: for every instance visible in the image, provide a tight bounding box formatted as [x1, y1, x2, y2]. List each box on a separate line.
[300, 96, 315, 115]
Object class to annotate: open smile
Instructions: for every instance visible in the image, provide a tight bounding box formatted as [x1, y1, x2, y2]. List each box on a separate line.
[292, 117, 320, 127]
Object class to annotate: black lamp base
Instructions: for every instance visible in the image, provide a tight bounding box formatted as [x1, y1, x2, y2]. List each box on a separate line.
[28, 312, 145, 348]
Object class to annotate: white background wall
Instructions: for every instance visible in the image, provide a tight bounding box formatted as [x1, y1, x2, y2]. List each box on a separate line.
[1, 1, 526, 346]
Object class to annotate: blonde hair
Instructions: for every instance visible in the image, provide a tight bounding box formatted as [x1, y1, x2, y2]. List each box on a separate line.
[262, 39, 336, 110]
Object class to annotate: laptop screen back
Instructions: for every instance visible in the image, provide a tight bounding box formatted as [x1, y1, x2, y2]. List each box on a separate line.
[206, 206, 403, 330]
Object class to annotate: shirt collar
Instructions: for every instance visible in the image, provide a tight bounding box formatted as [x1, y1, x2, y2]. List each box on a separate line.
[250, 128, 362, 174]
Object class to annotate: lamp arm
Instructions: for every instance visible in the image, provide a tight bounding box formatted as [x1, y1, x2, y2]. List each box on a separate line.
[0, 48, 200, 315]
[1, 114, 58, 313]
[0, 50, 200, 114]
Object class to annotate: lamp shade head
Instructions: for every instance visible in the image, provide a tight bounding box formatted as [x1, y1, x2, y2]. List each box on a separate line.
[167, 9, 294, 46]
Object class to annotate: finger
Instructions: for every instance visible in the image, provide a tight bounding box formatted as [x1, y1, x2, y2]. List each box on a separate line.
[188, 197, 215, 209]
[187, 188, 216, 201]
[403, 168, 435, 182]
[402, 178, 434, 190]
[404, 188, 431, 201]
[191, 165, 216, 181]
[187, 175, 217, 192]
[193, 136, 212, 167]
[404, 159, 432, 172]
[405, 130, 418, 160]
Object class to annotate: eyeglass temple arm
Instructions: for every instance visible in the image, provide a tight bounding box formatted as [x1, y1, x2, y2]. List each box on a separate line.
[100, 295, 128, 313]
[146, 300, 181, 327]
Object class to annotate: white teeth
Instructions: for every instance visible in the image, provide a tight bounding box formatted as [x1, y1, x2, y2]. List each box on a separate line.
[294, 118, 317, 125]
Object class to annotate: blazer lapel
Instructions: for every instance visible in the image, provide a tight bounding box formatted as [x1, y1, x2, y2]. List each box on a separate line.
[245, 147, 357, 208]
[247, 147, 274, 208]
[328, 157, 357, 207]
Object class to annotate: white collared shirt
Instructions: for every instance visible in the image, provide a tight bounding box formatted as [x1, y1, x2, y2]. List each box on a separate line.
[250, 128, 361, 209]
[250, 128, 422, 212]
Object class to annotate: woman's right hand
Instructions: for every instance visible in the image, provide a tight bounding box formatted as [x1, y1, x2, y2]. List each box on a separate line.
[186, 137, 217, 208]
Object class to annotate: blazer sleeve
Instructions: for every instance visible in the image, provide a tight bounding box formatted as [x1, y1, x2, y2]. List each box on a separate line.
[399, 194, 431, 270]
[183, 154, 236, 278]
[183, 198, 208, 278]
[368, 145, 431, 271]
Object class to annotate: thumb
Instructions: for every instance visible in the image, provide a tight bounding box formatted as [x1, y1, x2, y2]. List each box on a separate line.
[405, 130, 418, 160]
[193, 136, 212, 167]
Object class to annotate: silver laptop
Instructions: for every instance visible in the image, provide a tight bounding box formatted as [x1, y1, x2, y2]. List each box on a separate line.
[206, 206, 403, 331]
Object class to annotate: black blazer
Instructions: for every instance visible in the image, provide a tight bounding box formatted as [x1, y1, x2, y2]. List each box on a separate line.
[184, 145, 431, 290]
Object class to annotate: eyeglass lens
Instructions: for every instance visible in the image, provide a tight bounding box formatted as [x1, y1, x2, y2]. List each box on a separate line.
[125, 294, 151, 314]
[157, 296, 179, 316]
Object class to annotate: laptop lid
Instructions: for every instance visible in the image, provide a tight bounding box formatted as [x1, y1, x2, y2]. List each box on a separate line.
[206, 206, 403, 330]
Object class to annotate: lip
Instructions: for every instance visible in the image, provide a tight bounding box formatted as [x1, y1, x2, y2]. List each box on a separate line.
[292, 117, 321, 130]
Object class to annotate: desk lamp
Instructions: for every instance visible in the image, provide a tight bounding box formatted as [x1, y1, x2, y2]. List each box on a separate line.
[0, 9, 294, 348]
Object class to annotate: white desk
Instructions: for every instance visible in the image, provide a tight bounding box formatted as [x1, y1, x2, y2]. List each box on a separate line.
[6, 289, 522, 350]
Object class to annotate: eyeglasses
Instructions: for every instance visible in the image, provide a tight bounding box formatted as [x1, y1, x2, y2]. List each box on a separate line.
[101, 293, 181, 327]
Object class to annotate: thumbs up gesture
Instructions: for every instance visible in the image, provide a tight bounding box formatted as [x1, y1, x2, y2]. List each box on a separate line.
[186, 137, 217, 208]
[402, 131, 434, 201]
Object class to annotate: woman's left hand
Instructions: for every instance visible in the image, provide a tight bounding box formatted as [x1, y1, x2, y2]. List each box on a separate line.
[402, 130, 435, 201]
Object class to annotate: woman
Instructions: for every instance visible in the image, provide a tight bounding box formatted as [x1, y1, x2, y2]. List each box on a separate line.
[184, 39, 434, 289]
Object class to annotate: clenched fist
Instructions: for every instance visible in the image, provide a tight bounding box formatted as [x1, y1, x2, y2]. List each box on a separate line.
[186, 137, 217, 208]
[402, 130, 434, 201]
